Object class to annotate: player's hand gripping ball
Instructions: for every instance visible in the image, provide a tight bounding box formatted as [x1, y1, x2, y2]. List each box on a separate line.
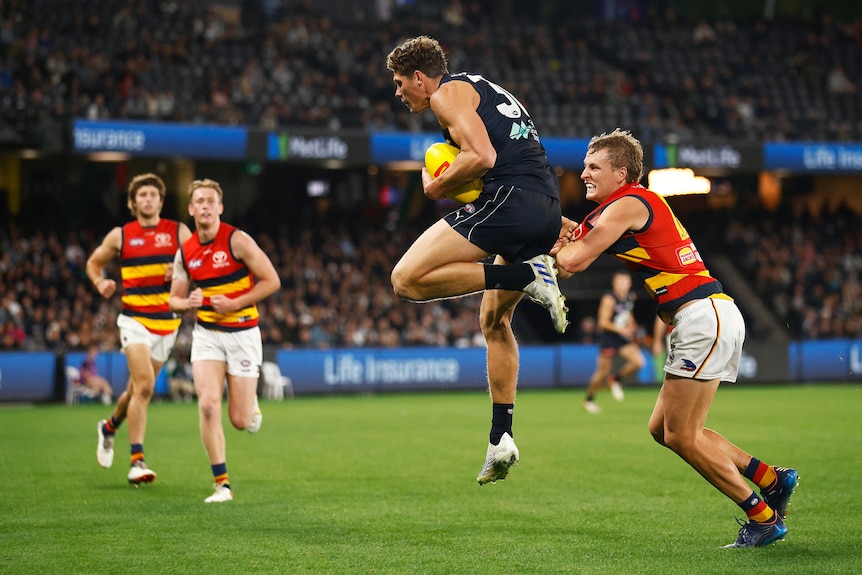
[424, 142, 483, 204]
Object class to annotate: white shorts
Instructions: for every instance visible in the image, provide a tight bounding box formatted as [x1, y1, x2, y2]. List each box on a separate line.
[665, 298, 745, 382]
[190, 324, 262, 378]
[117, 313, 179, 364]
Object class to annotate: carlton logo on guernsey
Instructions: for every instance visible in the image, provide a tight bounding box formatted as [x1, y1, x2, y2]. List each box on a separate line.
[120, 219, 183, 335]
[181, 223, 259, 332]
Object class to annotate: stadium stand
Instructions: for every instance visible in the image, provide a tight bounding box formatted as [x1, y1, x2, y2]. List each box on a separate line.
[1, 1, 860, 352]
[727, 201, 862, 340]
[2, 198, 860, 354]
[2, 1, 861, 144]
[0, 220, 489, 352]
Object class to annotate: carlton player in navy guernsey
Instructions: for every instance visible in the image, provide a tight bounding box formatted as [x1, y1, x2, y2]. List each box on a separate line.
[581, 270, 645, 414]
[386, 35, 569, 486]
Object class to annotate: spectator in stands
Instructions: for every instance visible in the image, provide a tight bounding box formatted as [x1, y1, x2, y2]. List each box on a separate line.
[79, 343, 113, 405]
[575, 315, 597, 344]
[730, 201, 861, 340]
[692, 19, 717, 44]
[3, 1, 861, 143]
[167, 347, 196, 403]
[85, 92, 110, 119]
[827, 63, 857, 94]
[2, 317, 26, 347]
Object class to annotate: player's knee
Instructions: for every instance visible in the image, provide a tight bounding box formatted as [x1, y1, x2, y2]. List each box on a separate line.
[661, 429, 695, 456]
[198, 397, 220, 420]
[390, 265, 419, 301]
[133, 383, 155, 403]
[228, 412, 248, 430]
[649, 423, 666, 446]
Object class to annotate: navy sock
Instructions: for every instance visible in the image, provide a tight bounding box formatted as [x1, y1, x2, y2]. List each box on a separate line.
[490, 403, 514, 445]
[484, 264, 534, 291]
[130, 443, 145, 465]
[739, 491, 775, 523]
[212, 462, 230, 487]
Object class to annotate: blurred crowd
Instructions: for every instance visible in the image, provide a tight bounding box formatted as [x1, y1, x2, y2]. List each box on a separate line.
[3, 201, 861, 354]
[2, 0, 862, 352]
[0, 220, 487, 352]
[2, 0, 861, 146]
[727, 202, 862, 340]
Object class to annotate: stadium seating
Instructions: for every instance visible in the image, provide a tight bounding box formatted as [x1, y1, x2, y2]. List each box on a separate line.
[261, 360, 293, 400]
[1, 2, 859, 144]
[1, 4, 860, 353]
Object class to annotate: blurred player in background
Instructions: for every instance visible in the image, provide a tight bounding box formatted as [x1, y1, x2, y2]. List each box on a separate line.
[169, 178, 280, 503]
[386, 35, 568, 485]
[582, 270, 645, 414]
[87, 173, 191, 485]
[554, 129, 798, 548]
[79, 343, 114, 405]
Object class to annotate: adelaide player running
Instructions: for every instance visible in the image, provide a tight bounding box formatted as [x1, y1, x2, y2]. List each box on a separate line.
[554, 129, 798, 548]
[87, 173, 191, 485]
[169, 178, 280, 503]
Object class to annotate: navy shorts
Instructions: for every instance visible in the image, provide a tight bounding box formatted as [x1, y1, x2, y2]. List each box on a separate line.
[598, 332, 632, 356]
[443, 185, 561, 264]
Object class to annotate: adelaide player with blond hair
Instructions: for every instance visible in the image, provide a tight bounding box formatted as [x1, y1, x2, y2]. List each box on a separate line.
[169, 178, 280, 503]
[554, 129, 798, 548]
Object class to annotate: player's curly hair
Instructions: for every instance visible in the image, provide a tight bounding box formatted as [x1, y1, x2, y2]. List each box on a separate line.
[386, 36, 448, 78]
[127, 173, 166, 216]
[587, 129, 644, 184]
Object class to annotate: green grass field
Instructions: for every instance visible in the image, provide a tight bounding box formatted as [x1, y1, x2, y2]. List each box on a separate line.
[1, 384, 860, 575]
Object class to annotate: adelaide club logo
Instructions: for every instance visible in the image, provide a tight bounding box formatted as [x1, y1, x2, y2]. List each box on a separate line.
[155, 233, 173, 247]
[212, 250, 229, 268]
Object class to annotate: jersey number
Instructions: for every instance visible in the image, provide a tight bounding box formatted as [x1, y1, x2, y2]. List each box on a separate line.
[467, 74, 527, 119]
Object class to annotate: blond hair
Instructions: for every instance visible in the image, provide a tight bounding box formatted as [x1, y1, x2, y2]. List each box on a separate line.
[587, 129, 644, 184]
[187, 178, 224, 202]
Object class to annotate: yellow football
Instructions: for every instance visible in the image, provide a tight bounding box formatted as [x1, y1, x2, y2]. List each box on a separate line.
[424, 142, 483, 204]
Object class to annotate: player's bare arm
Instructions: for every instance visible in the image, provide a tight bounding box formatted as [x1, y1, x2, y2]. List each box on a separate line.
[596, 294, 618, 333]
[168, 249, 201, 312]
[208, 231, 281, 315]
[556, 197, 649, 274]
[163, 223, 193, 283]
[87, 226, 122, 299]
[422, 82, 495, 200]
